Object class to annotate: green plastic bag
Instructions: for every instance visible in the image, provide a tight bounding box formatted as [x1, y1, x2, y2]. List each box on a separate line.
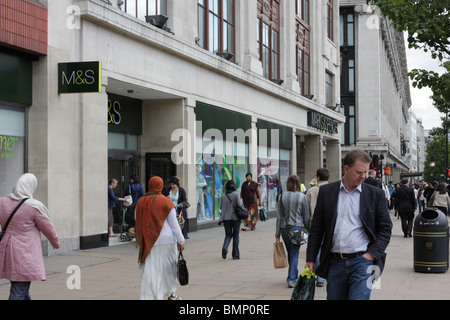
[291, 268, 316, 300]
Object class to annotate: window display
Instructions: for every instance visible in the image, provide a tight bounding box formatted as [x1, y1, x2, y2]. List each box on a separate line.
[0, 106, 25, 196]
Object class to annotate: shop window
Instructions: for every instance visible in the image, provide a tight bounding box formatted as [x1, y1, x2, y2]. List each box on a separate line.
[129, 134, 139, 151]
[197, 0, 235, 59]
[108, 132, 126, 150]
[0, 106, 26, 196]
[120, 0, 167, 21]
[257, 147, 290, 211]
[196, 136, 248, 223]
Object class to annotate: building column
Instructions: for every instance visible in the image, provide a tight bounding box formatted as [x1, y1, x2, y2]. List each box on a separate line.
[241, 0, 263, 75]
[183, 98, 198, 231]
[249, 116, 258, 178]
[304, 135, 323, 186]
[291, 132, 297, 177]
[79, 84, 109, 249]
[280, 0, 300, 93]
[326, 139, 341, 182]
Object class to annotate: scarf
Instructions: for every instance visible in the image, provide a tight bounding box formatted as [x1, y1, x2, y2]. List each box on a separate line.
[135, 176, 175, 265]
[7, 173, 49, 218]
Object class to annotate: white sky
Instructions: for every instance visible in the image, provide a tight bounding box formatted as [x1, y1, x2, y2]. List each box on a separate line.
[405, 43, 446, 130]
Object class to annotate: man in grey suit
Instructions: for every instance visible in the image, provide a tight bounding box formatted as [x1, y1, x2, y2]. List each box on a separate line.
[305, 149, 392, 300]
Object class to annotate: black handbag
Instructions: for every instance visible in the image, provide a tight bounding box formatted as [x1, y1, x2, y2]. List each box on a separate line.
[226, 194, 248, 220]
[177, 251, 189, 286]
[0, 198, 28, 242]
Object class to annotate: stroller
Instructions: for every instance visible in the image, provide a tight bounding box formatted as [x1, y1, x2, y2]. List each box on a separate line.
[119, 203, 136, 242]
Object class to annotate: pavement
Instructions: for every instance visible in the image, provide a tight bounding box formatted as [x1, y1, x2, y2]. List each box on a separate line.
[1, 210, 450, 300]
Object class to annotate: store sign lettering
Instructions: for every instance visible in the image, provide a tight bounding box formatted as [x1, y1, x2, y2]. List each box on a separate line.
[0, 135, 18, 158]
[307, 111, 339, 134]
[108, 99, 122, 125]
[58, 61, 102, 94]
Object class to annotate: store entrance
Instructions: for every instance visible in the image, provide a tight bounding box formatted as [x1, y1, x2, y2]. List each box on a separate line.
[108, 154, 139, 233]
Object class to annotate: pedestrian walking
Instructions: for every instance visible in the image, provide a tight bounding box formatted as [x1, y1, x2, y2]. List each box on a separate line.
[424, 182, 435, 207]
[219, 180, 242, 260]
[136, 176, 185, 300]
[125, 175, 145, 205]
[432, 183, 450, 216]
[240, 173, 261, 231]
[165, 176, 189, 239]
[417, 183, 426, 213]
[0, 173, 59, 300]
[305, 149, 392, 300]
[364, 169, 379, 187]
[305, 168, 330, 287]
[395, 178, 416, 238]
[276, 175, 310, 288]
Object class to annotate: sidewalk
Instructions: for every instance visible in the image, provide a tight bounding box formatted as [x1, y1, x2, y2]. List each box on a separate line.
[0, 210, 449, 300]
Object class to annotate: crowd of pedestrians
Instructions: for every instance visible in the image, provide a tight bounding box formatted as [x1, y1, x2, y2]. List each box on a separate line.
[2, 148, 450, 301]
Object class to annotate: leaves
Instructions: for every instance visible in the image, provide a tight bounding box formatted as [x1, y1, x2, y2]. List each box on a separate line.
[368, 0, 450, 131]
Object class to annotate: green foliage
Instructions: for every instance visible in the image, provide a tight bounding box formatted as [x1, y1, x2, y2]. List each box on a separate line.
[368, 0, 450, 131]
[423, 135, 449, 182]
[368, 0, 450, 60]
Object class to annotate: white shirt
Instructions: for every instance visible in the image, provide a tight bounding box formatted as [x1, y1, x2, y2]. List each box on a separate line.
[154, 208, 185, 246]
[331, 181, 370, 254]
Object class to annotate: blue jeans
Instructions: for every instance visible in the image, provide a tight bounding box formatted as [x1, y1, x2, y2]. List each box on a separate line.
[222, 220, 240, 259]
[9, 281, 31, 300]
[280, 227, 301, 285]
[326, 254, 374, 300]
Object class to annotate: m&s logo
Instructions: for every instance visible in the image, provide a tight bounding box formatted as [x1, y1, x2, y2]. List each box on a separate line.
[58, 61, 101, 94]
[61, 69, 96, 86]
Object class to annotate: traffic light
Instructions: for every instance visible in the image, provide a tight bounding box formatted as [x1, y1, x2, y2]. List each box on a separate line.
[371, 154, 379, 170]
[377, 161, 383, 177]
[448, 168, 450, 177]
[384, 166, 390, 175]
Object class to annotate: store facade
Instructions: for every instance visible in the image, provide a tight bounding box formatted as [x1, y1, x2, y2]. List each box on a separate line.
[2, 0, 343, 254]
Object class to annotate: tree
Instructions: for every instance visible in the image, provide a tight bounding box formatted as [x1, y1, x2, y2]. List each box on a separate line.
[423, 135, 449, 182]
[368, 0, 449, 60]
[368, 0, 450, 131]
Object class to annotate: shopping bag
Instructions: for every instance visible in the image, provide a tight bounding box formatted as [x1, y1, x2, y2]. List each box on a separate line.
[291, 268, 316, 300]
[259, 206, 268, 221]
[177, 251, 189, 286]
[273, 240, 288, 269]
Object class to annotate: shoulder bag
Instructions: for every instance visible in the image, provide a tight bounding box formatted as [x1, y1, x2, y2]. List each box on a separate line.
[279, 193, 308, 245]
[0, 198, 28, 242]
[226, 194, 248, 220]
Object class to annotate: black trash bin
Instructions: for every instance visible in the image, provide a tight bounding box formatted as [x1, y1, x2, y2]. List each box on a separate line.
[413, 208, 449, 273]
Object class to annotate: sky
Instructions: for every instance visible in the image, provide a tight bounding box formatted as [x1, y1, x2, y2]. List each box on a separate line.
[405, 44, 445, 130]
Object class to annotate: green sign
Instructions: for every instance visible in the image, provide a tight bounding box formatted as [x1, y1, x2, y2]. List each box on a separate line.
[107, 93, 142, 135]
[58, 61, 102, 94]
[0, 135, 19, 159]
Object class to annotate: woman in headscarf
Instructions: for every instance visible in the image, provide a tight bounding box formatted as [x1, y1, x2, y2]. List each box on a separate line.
[0, 173, 59, 300]
[136, 176, 185, 300]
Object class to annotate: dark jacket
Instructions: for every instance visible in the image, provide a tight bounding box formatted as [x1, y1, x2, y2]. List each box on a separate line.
[395, 184, 416, 213]
[306, 181, 393, 279]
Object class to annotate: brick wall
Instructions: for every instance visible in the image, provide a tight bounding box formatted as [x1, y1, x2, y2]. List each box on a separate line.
[0, 0, 47, 55]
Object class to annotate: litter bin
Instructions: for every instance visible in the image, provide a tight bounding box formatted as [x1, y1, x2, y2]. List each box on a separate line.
[413, 208, 449, 273]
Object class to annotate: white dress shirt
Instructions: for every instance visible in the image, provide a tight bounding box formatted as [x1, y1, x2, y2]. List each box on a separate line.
[331, 181, 370, 254]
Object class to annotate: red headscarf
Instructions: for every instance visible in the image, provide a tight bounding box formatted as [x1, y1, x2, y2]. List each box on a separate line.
[135, 176, 175, 265]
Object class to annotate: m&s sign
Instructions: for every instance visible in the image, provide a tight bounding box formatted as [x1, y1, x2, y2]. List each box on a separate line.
[58, 61, 101, 94]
